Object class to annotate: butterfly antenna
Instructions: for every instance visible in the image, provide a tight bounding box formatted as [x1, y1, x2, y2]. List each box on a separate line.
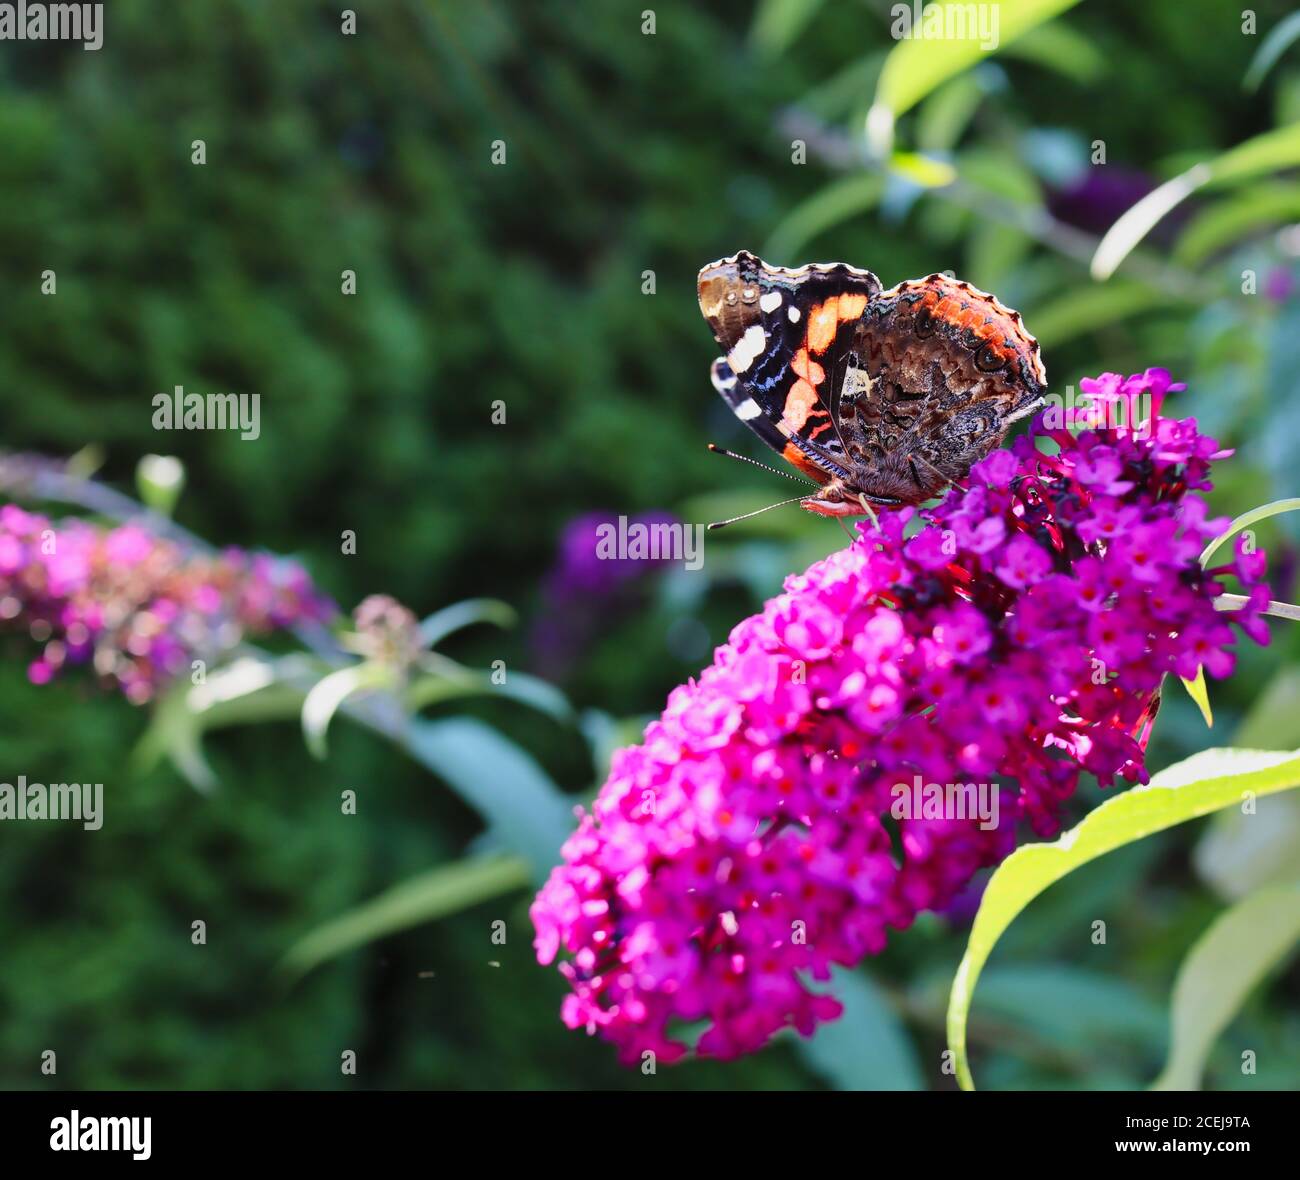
[707, 493, 808, 530]
[708, 443, 816, 487]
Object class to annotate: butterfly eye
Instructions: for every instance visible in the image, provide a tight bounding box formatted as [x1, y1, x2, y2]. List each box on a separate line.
[913, 309, 936, 338]
[974, 344, 1005, 372]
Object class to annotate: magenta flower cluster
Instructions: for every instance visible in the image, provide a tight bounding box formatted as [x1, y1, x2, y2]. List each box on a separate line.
[531, 370, 1270, 1064]
[0, 504, 336, 702]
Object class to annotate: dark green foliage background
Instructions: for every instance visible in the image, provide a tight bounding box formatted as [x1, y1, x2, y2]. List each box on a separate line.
[0, 0, 1297, 1089]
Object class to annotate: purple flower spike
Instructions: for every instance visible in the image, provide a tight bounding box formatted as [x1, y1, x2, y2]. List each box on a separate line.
[0, 508, 336, 703]
[531, 370, 1269, 1065]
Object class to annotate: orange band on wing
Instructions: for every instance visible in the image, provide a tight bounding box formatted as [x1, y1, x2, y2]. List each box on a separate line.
[839, 292, 868, 320]
[806, 292, 869, 355]
[781, 379, 821, 430]
[781, 442, 831, 483]
[807, 298, 839, 354]
[919, 287, 1022, 366]
[791, 348, 825, 384]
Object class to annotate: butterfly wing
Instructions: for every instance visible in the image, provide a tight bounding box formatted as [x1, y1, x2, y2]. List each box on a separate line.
[832, 273, 1047, 501]
[698, 251, 882, 484]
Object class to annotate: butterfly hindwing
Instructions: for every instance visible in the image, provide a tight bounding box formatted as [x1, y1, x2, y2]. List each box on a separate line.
[832, 273, 1048, 501]
[709, 356, 787, 453]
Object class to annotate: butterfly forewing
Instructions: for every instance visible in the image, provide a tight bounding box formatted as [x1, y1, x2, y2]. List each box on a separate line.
[698, 251, 882, 483]
[697, 254, 1046, 509]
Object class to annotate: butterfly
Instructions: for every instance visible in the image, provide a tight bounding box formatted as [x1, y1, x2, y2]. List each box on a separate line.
[697, 251, 1046, 520]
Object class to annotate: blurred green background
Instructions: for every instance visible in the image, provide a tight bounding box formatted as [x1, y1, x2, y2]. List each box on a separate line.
[1, 0, 1298, 1090]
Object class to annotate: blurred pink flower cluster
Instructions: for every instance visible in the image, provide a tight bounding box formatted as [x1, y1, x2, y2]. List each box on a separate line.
[532, 369, 1269, 1064]
[0, 504, 335, 703]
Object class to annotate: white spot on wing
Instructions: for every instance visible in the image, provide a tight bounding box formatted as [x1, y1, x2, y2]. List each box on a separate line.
[841, 365, 874, 402]
[736, 398, 762, 420]
[759, 291, 782, 313]
[727, 324, 767, 374]
[787, 305, 801, 323]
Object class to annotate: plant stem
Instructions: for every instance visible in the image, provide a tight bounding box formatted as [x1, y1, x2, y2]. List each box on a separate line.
[1215, 592, 1300, 622]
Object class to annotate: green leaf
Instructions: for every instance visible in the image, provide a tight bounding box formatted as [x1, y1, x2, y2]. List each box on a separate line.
[795, 55, 882, 123]
[133, 655, 317, 790]
[1195, 671, 1300, 899]
[1179, 665, 1213, 728]
[763, 173, 885, 262]
[419, 598, 517, 648]
[916, 74, 987, 153]
[1000, 20, 1106, 84]
[1150, 885, 1300, 1089]
[1233, 667, 1300, 751]
[1196, 789, 1300, 901]
[967, 222, 1033, 291]
[947, 746, 1300, 1090]
[302, 663, 393, 760]
[868, 0, 1083, 153]
[1199, 497, 1300, 568]
[1174, 184, 1300, 266]
[749, 0, 827, 59]
[952, 148, 1041, 287]
[184, 656, 316, 728]
[798, 968, 923, 1091]
[1207, 122, 1300, 187]
[942, 964, 1167, 1061]
[275, 854, 531, 987]
[1093, 124, 1300, 279]
[134, 682, 219, 793]
[1027, 281, 1186, 349]
[65, 444, 106, 481]
[406, 716, 573, 880]
[406, 667, 572, 724]
[957, 146, 1043, 203]
[889, 151, 956, 188]
[1243, 11, 1300, 92]
[994, 839, 1162, 959]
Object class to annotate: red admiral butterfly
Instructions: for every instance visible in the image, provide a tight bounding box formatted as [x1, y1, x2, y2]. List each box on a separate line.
[698, 251, 1046, 520]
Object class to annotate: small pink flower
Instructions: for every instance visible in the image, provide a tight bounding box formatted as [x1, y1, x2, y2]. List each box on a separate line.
[995, 534, 1053, 589]
[104, 525, 154, 566]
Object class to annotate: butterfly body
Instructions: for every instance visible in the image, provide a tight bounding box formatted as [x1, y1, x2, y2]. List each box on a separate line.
[697, 252, 1046, 513]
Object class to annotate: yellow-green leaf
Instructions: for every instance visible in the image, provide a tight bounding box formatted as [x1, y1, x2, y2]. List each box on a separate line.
[1180, 666, 1213, 728]
[302, 663, 393, 760]
[1199, 497, 1300, 568]
[763, 173, 885, 263]
[889, 150, 957, 188]
[1093, 124, 1300, 279]
[276, 854, 531, 987]
[946, 746, 1300, 1090]
[868, 0, 1083, 153]
[1195, 670, 1300, 900]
